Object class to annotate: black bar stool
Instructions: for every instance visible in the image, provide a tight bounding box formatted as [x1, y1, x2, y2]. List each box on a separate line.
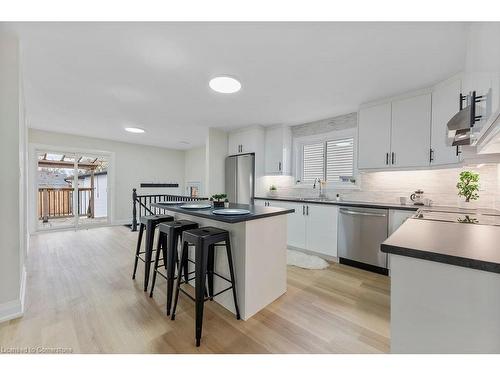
[132, 214, 174, 291]
[149, 219, 199, 315]
[171, 226, 240, 347]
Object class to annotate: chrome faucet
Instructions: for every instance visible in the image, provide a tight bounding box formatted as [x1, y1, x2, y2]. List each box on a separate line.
[313, 178, 324, 198]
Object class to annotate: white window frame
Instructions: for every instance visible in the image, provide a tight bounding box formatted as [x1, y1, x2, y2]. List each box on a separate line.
[293, 128, 359, 189]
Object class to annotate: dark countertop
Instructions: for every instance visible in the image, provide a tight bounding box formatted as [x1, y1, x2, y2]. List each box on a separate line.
[381, 218, 500, 274]
[151, 202, 294, 224]
[254, 196, 419, 211]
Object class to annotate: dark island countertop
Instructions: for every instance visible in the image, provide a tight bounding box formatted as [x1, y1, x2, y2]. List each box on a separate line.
[381, 218, 500, 274]
[254, 196, 419, 211]
[151, 202, 294, 224]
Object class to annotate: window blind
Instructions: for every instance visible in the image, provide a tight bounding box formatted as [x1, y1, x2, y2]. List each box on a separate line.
[326, 138, 354, 182]
[302, 142, 325, 183]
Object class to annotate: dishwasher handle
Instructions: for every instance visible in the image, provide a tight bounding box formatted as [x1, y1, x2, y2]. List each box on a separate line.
[339, 208, 387, 217]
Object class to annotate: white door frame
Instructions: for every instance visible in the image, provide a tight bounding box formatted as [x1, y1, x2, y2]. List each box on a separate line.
[29, 143, 115, 234]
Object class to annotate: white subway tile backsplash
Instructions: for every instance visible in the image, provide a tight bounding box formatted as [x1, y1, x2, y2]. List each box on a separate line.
[258, 164, 500, 209]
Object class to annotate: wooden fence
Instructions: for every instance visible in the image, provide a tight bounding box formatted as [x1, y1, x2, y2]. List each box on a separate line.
[38, 187, 94, 222]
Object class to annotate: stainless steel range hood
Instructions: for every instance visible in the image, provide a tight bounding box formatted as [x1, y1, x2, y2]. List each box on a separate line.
[447, 91, 484, 146]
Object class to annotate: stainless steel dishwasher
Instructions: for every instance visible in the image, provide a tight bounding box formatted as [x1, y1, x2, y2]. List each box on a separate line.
[337, 206, 389, 275]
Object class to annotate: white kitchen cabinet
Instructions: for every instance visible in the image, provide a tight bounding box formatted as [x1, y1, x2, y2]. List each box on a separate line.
[358, 102, 392, 169]
[264, 125, 292, 175]
[305, 203, 338, 257]
[228, 126, 265, 155]
[431, 78, 462, 165]
[254, 199, 337, 257]
[388, 209, 415, 236]
[228, 126, 265, 177]
[391, 93, 432, 168]
[276, 201, 306, 249]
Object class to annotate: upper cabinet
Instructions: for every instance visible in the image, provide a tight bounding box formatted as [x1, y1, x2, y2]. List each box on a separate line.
[431, 78, 462, 165]
[391, 93, 431, 168]
[227, 126, 265, 176]
[358, 93, 432, 170]
[264, 125, 292, 175]
[228, 126, 264, 155]
[358, 103, 392, 169]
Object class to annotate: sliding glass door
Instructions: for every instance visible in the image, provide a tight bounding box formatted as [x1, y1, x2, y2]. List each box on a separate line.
[36, 149, 110, 230]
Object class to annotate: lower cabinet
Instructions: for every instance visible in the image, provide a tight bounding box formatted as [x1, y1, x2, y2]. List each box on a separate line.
[388, 209, 415, 235]
[255, 199, 337, 258]
[281, 201, 307, 249]
[305, 204, 338, 257]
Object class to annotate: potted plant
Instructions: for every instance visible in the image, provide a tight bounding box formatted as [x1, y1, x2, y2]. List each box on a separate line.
[269, 184, 278, 197]
[456, 171, 479, 208]
[211, 193, 227, 208]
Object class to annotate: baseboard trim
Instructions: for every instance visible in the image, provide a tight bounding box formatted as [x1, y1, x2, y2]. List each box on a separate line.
[0, 299, 23, 323]
[0, 267, 27, 324]
[20, 266, 27, 313]
[112, 219, 132, 226]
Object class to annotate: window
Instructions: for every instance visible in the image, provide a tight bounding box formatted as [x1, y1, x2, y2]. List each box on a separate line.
[302, 142, 325, 183]
[326, 138, 354, 182]
[298, 135, 355, 185]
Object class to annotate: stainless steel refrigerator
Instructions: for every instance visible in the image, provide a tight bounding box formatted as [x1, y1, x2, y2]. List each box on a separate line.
[225, 153, 255, 204]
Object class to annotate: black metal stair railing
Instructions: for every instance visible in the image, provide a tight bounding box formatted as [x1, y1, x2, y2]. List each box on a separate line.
[131, 188, 207, 231]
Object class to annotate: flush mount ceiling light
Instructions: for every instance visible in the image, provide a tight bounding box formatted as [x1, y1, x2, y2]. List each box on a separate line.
[209, 76, 241, 94]
[125, 127, 145, 134]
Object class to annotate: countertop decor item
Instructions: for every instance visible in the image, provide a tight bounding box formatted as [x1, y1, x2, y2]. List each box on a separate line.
[269, 184, 278, 197]
[210, 193, 227, 208]
[410, 189, 425, 205]
[179, 203, 212, 209]
[457, 170, 479, 204]
[224, 198, 230, 208]
[213, 208, 251, 215]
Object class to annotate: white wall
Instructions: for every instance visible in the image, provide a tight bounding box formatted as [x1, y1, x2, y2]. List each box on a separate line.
[28, 129, 186, 227]
[184, 145, 206, 196]
[205, 128, 228, 197]
[0, 27, 26, 322]
[465, 23, 500, 73]
[82, 173, 108, 218]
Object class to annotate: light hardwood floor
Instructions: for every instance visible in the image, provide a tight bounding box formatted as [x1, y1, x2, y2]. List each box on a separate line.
[0, 226, 390, 353]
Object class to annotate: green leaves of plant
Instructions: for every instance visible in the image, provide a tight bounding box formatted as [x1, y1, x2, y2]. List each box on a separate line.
[457, 171, 480, 202]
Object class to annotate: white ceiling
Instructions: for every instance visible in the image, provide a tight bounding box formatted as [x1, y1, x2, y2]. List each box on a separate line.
[11, 22, 468, 149]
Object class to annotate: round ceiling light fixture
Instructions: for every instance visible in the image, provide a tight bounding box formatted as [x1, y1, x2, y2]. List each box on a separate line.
[209, 76, 241, 94]
[125, 127, 145, 134]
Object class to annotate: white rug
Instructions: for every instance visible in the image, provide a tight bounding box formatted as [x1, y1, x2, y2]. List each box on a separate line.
[287, 249, 329, 270]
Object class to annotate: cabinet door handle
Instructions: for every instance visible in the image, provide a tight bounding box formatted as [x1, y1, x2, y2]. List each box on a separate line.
[306, 205, 309, 216]
[302, 205, 305, 215]
[429, 148, 434, 163]
[456, 146, 461, 157]
[278, 161, 282, 172]
[385, 152, 389, 165]
[391, 152, 395, 165]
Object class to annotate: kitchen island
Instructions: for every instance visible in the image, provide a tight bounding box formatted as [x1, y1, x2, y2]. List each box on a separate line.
[381, 214, 500, 353]
[151, 202, 294, 320]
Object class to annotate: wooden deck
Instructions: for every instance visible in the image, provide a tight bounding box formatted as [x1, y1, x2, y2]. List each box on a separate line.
[0, 226, 390, 353]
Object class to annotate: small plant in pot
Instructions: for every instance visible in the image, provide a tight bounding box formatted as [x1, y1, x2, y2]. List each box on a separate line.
[457, 171, 479, 207]
[211, 193, 227, 208]
[269, 184, 278, 197]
